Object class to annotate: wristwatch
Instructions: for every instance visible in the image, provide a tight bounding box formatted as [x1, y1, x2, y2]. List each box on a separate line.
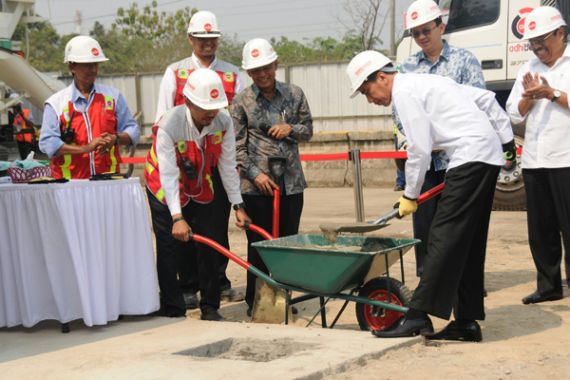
[551, 89, 561, 102]
[233, 203, 245, 211]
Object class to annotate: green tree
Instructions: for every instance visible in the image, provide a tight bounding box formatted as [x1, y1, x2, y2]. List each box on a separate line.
[13, 21, 64, 72]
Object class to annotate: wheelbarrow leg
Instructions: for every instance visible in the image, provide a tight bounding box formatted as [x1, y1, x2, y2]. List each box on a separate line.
[329, 299, 351, 329]
[319, 297, 327, 328]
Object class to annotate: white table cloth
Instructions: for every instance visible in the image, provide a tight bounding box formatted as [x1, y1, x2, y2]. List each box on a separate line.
[0, 178, 159, 328]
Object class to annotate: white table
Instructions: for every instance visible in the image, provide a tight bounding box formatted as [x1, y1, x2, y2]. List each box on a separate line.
[0, 178, 159, 328]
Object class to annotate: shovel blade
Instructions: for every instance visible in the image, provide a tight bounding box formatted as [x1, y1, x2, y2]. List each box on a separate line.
[319, 221, 390, 236]
[251, 278, 291, 324]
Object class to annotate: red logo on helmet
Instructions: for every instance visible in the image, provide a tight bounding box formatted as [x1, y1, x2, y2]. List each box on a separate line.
[204, 23, 212, 32]
[411, 11, 418, 20]
[529, 21, 536, 30]
[210, 89, 219, 99]
[91, 48, 100, 56]
[251, 49, 260, 58]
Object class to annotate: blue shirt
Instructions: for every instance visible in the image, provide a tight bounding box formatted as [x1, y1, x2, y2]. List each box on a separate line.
[393, 40, 486, 171]
[39, 82, 140, 158]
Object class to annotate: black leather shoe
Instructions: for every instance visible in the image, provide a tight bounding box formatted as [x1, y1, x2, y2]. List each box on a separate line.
[372, 316, 433, 338]
[201, 308, 224, 321]
[425, 320, 482, 342]
[522, 290, 563, 305]
[183, 292, 199, 310]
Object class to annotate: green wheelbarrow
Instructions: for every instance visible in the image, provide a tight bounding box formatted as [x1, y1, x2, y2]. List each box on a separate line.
[192, 229, 419, 331]
[251, 234, 419, 331]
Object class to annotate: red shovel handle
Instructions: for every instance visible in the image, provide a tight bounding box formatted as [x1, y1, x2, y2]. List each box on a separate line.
[417, 182, 445, 205]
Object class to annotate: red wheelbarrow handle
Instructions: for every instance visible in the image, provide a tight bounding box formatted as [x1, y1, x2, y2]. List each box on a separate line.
[190, 224, 280, 288]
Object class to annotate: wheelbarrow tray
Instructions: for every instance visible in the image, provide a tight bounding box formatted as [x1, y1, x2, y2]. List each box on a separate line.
[252, 234, 419, 294]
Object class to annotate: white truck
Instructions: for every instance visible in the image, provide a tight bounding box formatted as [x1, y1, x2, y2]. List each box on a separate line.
[397, 0, 570, 210]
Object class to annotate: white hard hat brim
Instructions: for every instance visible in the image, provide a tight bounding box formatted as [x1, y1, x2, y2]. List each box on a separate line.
[183, 93, 229, 110]
[242, 54, 278, 71]
[65, 56, 109, 63]
[349, 65, 397, 98]
[189, 32, 221, 38]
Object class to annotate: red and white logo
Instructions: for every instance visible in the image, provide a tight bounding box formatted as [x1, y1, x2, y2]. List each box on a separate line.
[529, 21, 536, 30]
[511, 7, 533, 39]
[411, 11, 418, 20]
[91, 48, 100, 56]
[251, 49, 260, 58]
[210, 89, 219, 99]
[204, 23, 212, 32]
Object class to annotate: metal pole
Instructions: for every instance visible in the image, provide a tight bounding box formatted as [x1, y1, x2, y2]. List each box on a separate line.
[349, 148, 365, 222]
[390, 0, 396, 56]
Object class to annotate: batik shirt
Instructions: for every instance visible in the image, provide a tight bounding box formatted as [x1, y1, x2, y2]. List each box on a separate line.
[231, 81, 313, 195]
[394, 40, 486, 171]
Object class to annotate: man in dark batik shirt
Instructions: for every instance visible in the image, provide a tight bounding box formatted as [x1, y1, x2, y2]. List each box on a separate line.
[231, 38, 313, 315]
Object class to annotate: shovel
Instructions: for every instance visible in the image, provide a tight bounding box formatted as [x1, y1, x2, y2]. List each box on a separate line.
[319, 183, 445, 240]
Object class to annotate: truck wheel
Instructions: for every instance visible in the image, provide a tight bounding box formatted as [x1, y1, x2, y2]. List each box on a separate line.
[493, 126, 526, 211]
[356, 277, 412, 331]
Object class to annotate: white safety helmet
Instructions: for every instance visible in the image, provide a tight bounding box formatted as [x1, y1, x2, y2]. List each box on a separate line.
[183, 68, 228, 110]
[405, 0, 442, 30]
[346, 50, 395, 98]
[187, 10, 221, 38]
[242, 38, 278, 70]
[64, 35, 109, 64]
[524, 6, 566, 40]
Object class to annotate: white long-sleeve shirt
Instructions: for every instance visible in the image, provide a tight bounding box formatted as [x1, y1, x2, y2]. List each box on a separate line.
[155, 105, 242, 216]
[392, 73, 513, 199]
[506, 45, 570, 169]
[155, 54, 244, 122]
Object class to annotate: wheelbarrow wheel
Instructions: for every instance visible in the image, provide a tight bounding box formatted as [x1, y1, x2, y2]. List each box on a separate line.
[355, 277, 412, 331]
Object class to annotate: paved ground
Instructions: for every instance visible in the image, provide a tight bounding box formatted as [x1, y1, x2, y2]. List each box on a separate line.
[2, 186, 570, 379]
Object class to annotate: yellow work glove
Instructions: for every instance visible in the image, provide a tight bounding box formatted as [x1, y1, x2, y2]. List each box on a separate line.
[397, 196, 418, 218]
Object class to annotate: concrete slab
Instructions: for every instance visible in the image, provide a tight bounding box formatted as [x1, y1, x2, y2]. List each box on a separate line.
[0, 317, 415, 380]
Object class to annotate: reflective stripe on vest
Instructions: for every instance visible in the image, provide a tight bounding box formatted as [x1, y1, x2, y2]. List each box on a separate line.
[61, 154, 72, 179]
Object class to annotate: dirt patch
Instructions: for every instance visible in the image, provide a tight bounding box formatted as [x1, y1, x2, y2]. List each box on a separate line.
[175, 338, 317, 362]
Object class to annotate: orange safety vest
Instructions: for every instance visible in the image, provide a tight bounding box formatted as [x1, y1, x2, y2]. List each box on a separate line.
[14, 109, 34, 143]
[145, 125, 225, 207]
[50, 93, 120, 179]
[173, 68, 237, 106]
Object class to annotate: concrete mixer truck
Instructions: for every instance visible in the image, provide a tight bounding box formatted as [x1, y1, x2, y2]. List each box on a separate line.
[0, 0, 64, 160]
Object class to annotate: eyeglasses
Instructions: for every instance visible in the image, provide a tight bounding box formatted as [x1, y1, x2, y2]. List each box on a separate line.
[529, 31, 555, 47]
[411, 25, 438, 39]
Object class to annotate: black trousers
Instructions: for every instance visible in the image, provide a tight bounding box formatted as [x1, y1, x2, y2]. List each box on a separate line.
[412, 167, 446, 277]
[177, 169, 232, 294]
[523, 168, 570, 294]
[410, 162, 500, 321]
[243, 192, 304, 308]
[147, 188, 222, 314]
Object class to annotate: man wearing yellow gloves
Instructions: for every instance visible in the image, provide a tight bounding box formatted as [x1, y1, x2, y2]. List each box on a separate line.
[346, 51, 515, 341]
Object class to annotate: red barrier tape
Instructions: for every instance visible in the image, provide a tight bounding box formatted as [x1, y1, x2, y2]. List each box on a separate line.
[120, 147, 523, 164]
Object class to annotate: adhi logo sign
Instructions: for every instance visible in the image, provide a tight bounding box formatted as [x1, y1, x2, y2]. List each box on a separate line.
[511, 7, 534, 39]
[210, 89, 219, 99]
[91, 48, 99, 56]
[204, 23, 212, 32]
[251, 49, 260, 58]
[411, 11, 418, 20]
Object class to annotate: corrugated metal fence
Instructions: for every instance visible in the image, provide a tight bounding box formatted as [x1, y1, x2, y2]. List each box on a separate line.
[67, 61, 393, 135]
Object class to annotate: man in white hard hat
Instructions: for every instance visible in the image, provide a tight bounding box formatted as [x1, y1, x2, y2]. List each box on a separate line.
[506, 6, 570, 305]
[231, 38, 313, 317]
[145, 68, 251, 320]
[346, 50, 514, 341]
[155, 10, 245, 309]
[398, 0, 489, 279]
[39, 35, 140, 179]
